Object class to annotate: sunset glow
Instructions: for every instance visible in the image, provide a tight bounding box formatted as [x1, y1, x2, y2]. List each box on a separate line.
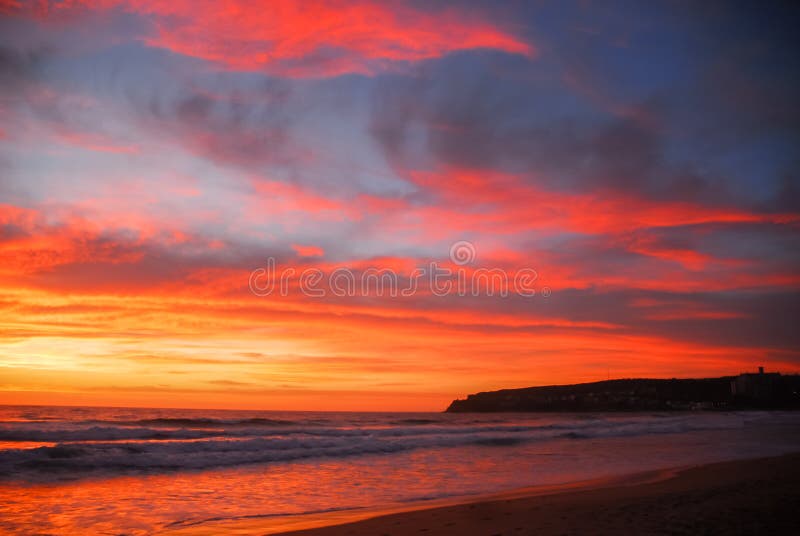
[1, 0, 798, 411]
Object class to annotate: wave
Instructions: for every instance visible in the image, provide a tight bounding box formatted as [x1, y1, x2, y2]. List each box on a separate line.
[0, 423, 558, 443]
[0, 431, 552, 479]
[0, 426, 216, 442]
[391, 418, 440, 425]
[1, 413, 748, 444]
[0, 413, 755, 482]
[0, 416, 302, 428]
[125, 417, 299, 427]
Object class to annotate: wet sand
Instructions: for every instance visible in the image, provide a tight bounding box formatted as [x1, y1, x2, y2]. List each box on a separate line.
[163, 453, 800, 535]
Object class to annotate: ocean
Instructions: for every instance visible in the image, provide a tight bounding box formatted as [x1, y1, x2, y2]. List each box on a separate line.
[1, 405, 799, 534]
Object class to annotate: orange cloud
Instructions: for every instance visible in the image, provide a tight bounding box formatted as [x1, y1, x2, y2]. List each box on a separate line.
[1, 280, 794, 410]
[1, 170, 798, 410]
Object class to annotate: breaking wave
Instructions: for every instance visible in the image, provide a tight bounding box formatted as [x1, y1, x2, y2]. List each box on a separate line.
[0, 411, 772, 482]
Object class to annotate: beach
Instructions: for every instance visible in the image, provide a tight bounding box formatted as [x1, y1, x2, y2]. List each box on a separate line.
[166, 453, 800, 535]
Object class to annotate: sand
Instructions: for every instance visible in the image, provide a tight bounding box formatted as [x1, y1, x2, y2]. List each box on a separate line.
[163, 453, 800, 535]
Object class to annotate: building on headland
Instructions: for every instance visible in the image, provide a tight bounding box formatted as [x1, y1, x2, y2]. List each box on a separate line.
[730, 367, 783, 403]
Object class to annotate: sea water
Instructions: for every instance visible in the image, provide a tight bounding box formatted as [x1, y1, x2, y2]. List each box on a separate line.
[1, 405, 799, 534]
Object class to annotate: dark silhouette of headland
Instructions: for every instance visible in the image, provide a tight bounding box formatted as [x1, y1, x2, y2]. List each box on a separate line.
[446, 368, 800, 412]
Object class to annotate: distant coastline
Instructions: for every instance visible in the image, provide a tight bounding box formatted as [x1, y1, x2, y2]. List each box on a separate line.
[446, 369, 800, 412]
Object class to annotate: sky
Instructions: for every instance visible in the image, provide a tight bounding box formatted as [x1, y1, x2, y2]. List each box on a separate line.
[0, 0, 798, 411]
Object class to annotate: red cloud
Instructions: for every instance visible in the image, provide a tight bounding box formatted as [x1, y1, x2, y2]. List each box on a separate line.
[55, 129, 140, 154]
[292, 244, 325, 258]
[22, 0, 533, 76]
[405, 167, 800, 236]
[0, 204, 145, 275]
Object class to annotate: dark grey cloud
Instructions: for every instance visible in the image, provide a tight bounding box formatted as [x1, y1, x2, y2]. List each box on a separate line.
[0, 45, 49, 91]
[369, 52, 731, 206]
[368, 0, 800, 211]
[136, 77, 296, 172]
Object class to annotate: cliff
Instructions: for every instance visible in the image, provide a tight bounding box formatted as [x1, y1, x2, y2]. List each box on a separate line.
[446, 374, 800, 412]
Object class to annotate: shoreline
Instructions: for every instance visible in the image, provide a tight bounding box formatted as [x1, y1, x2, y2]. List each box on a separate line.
[160, 452, 800, 535]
